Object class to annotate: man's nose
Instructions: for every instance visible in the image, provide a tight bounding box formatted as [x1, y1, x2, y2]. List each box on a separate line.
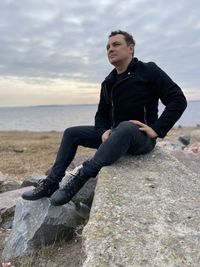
[108, 46, 114, 53]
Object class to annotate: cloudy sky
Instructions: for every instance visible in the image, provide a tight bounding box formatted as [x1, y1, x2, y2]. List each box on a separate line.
[0, 0, 199, 107]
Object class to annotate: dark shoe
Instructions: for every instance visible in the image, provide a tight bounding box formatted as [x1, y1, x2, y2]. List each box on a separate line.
[22, 179, 59, 200]
[50, 173, 89, 206]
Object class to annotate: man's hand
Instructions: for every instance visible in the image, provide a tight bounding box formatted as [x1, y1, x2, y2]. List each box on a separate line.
[101, 129, 112, 142]
[129, 120, 158, 138]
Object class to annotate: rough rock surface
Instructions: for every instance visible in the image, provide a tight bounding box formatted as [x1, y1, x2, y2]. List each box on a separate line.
[21, 173, 46, 187]
[172, 149, 200, 174]
[83, 147, 200, 267]
[0, 172, 22, 193]
[2, 198, 84, 260]
[0, 172, 7, 185]
[0, 187, 33, 229]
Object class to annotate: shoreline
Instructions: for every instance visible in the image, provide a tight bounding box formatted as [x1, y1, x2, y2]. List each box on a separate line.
[0, 125, 199, 133]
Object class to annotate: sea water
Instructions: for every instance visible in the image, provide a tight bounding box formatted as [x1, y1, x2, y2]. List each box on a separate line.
[0, 101, 199, 132]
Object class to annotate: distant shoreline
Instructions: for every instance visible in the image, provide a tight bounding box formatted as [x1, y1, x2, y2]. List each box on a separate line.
[0, 99, 200, 109]
[0, 126, 199, 134]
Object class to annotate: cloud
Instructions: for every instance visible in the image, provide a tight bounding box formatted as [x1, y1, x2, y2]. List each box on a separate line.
[0, 0, 199, 106]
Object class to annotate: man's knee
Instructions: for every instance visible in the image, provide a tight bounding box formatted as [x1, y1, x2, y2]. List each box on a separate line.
[116, 121, 140, 133]
[63, 126, 79, 140]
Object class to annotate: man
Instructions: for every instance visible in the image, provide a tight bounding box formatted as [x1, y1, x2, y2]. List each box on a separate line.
[22, 30, 187, 205]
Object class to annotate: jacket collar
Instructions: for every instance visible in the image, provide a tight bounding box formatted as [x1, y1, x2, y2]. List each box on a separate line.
[103, 57, 138, 86]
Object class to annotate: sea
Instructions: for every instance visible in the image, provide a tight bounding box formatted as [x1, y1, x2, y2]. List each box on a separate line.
[0, 101, 199, 132]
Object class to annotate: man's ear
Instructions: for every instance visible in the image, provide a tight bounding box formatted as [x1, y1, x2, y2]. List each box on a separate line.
[129, 43, 135, 54]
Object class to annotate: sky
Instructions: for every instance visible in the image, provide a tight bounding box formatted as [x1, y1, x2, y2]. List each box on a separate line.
[0, 0, 200, 107]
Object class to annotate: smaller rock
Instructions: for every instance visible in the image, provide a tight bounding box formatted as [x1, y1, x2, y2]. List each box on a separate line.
[13, 148, 24, 153]
[21, 173, 46, 187]
[178, 134, 190, 146]
[0, 180, 22, 193]
[157, 139, 184, 151]
[75, 202, 91, 220]
[0, 187, 34, 229]
[2, 198, 84, 260]
[0, 172, 7, 186]
[184, 142, 200, 154]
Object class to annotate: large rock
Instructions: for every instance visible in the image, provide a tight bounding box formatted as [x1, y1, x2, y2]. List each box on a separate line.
[0, 187, 33, 229]
[83, 147, 200, 267]
[2, 198, 84, 260]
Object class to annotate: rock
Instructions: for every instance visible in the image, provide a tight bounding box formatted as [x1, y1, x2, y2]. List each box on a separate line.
[172, 148, 200, 174]
[21, 173, 46, 187]
[0, 187, 34, 229]
[69, 154, 91, 171]
[178, 134, 190, 146]
[157, 138, 184, 151]
[83, 147, 200, 267]
[0, 172, 7, 185]
[0, 180, 22, 193]
[184, 142, 200, 154]
[0, 173, 21, 193]
[2, 198, 84, 260]
[75, 202, 91, 220]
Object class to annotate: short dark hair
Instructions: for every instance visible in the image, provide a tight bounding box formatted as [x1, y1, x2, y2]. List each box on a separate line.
[109, 30, 135, 46]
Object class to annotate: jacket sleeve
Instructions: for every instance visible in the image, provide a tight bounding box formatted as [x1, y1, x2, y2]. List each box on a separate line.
[95, 84, 111, 136]
[149, 63, 187, 138]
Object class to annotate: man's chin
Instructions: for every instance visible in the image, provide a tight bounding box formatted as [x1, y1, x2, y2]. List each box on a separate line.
[109, 58, 119, 65]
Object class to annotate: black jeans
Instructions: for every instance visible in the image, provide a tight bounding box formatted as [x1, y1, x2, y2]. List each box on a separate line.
[48, 121, 156, 182]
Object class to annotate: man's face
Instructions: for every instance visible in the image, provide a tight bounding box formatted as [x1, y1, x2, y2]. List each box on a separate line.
[106, 34, 134, 66]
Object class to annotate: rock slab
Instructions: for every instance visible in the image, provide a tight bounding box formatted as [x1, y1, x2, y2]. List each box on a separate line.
[83, 147, 200, 267]
[0, 187, 33, 228]
[2, 198, 84, 260]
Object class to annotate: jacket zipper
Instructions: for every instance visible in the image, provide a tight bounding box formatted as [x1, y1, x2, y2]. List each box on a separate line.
[143, 106, 147, 124]
[110, 75, 133, 128]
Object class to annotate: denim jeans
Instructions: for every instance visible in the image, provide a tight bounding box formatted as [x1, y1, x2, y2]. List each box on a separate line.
[48, 121, 156, 182]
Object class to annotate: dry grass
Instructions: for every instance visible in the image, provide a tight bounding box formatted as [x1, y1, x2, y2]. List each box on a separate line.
[0, 131, 94, 180]
[0, 127, 199, 180]
[3, 232, 85, 267]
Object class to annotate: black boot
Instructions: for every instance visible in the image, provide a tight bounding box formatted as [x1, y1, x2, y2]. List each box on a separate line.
[22, 178, 59, 201]
[50, 172, 90, 206]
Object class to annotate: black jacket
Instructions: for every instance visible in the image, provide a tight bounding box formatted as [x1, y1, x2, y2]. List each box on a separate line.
[95, 58, 187, 138]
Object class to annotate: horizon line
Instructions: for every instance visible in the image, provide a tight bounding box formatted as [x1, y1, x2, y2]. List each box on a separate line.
[0, 99, 200, 108]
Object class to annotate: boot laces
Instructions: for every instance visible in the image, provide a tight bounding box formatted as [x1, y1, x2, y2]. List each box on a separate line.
[61, 174, 87, 195]
[33, 179, 49, 194]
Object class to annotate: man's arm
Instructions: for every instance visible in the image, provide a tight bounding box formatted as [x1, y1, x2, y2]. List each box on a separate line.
[95, 84, 111, 137]
[149, 63, 187, 138]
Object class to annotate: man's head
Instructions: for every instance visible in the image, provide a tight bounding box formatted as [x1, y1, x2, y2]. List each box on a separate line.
[107, 30, 135, 67]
